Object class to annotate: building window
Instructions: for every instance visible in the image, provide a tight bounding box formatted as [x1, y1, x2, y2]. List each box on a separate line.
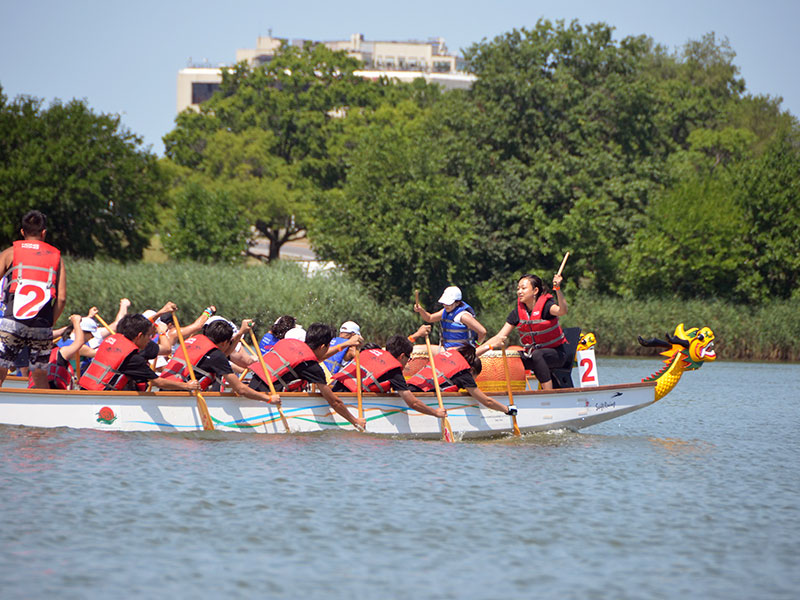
[192, 82, 220, 105]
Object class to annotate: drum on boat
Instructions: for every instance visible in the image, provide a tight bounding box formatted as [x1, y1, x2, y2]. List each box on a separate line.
[402, 345, 528, 392]
[474, 346, 527, 392]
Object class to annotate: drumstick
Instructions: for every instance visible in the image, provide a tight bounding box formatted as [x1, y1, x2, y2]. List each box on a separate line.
[557, 252, 570, 276]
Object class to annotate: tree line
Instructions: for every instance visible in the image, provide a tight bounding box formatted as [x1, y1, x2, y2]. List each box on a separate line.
[2, 19, 798, 310]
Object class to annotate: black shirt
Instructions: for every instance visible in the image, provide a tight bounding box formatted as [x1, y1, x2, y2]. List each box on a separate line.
[118, 341, 161, 387]
[407, 368, 477, 393]
[196, 347, 234, 381]
[249, 360, 327, 393]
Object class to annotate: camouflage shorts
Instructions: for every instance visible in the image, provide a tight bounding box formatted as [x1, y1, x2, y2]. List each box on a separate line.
[0, 318, 53, 370]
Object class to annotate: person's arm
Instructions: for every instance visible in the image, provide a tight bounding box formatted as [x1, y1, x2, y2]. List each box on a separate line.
[397, 389, 446, 418]
[222, 372, 280, 403]
[413, 303, 443, 323]
[549, 274, 568, 317]
[466, 386, 514, 414]
[53, 258, 67, 324]
[322, 335, 362, 360]
[58, 314, 85, 362]
[151, 377, 201, 392]
[460, 312, 487, 345]
[171, 306, 215, 343]
[107, 298, 130, 332]
[407, 324, 432, 342]
[0, 247, 12, 276]
[317, 383, 366, 431]
[79, 345, 97, 359]
[230, 319, 254, 348]
[482, 322, 516, 355]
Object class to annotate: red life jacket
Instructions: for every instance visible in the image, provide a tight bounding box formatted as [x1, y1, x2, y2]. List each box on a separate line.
[3, 240, 60, 321]
[517, 293, 565, 351]
[79, 333, 141, 391]
[248, 338, 317, 392]
[407, 349, 471, 392]
[332, 348, 402, 393]
[27, 347, 74, 390]
[160, 334, 218, 390]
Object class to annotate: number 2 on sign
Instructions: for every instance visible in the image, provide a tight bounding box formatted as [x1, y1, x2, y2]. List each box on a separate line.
[12, 281, 49, 320]
[580, 357, 596, 383]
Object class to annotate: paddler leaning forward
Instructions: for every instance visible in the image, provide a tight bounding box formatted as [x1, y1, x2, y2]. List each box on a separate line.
[157, 318, 281, 405]
[330, 330, 448, 419]
[79, 314, 201, 392]
[248, 323, 367, 431]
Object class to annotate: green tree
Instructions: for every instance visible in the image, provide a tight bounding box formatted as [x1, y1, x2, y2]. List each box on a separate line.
[163, 43, 388, 261]
[733, 130, 800, 300]
[161, 181, 247, 263]
[0, 88, 163, 259]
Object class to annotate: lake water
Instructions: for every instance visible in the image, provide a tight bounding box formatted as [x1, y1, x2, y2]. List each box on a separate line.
[1, 359, 798, 599]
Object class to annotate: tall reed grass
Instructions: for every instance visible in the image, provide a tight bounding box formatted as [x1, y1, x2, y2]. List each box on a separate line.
[62, 260, 799, 361]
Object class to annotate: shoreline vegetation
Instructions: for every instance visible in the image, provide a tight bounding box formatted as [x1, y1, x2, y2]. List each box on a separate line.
[63, 260, 799, 362]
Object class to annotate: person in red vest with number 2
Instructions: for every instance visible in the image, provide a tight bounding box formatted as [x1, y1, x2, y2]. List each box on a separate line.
[0, 210, 67, 389]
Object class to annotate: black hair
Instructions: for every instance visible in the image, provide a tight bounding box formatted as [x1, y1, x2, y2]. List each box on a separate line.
[21, 210, 47, 236]
[160, 313, 174, 326]
[271, 315, 296, 339]
[362, 342, 381, 351]
[60, 323, 75, 342]
[305, 322, 334, 351]
[386, 335, 413, 359]
[453, 344, 482, 375]
[117, 314, 153, 341]
[520, 273, 549, 298]
[204, 319, 234, 344]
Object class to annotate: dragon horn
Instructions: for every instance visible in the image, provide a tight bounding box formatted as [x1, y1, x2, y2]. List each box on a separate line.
[638, 336, 671, 349]
[667, 334, 690, 348]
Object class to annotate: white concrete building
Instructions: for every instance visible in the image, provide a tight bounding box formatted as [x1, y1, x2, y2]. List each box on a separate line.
[177, 33, 475, 113]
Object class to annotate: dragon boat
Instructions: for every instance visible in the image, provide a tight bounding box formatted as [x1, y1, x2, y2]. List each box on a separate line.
[0, 324, 716, 439]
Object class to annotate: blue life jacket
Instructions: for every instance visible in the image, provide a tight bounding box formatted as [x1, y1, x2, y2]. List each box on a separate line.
[441, 302, 477, 348]
[323, 336, 349, 375]
[259, 332, 279, 355]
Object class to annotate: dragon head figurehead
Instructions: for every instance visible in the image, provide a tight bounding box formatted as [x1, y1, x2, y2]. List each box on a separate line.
[665, 323, 716, 369]
[639, 323, 717, 401]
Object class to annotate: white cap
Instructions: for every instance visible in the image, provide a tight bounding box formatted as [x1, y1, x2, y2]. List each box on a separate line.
[206, 315, 238, 334]
[142, 309, 158, 322]
[339, 321, 361, 336]
[284, 325, 307, 342]
[438, 286, 462, 305]
[80, 317, 98, 334]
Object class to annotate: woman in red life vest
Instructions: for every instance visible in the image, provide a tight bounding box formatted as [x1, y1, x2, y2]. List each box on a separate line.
[407, 344, 516, 415]
[80, 314, 201, 392]
[484, 272, 568, 390]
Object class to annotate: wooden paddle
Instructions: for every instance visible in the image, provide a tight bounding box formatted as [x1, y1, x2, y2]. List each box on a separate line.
[557, 251, 570, 276]
[172, 314, 215, 431]
[94, 314, 115, 336]
[355, 348, 364, 421]
[501, 346, 521, 437]
[424, 334, 454, 443]
[247, 331, 291, 434]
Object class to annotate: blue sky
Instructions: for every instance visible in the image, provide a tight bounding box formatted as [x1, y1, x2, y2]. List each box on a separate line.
[2, 0, 798, 156]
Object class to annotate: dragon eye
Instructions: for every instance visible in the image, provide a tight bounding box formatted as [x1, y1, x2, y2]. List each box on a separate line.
[697, 334, 704, 341]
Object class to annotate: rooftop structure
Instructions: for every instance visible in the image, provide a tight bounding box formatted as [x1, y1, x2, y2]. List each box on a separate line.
[177, 33, 475, 113]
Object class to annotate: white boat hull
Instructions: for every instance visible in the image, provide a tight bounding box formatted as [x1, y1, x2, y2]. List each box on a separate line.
[0, 382, 656, 439]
